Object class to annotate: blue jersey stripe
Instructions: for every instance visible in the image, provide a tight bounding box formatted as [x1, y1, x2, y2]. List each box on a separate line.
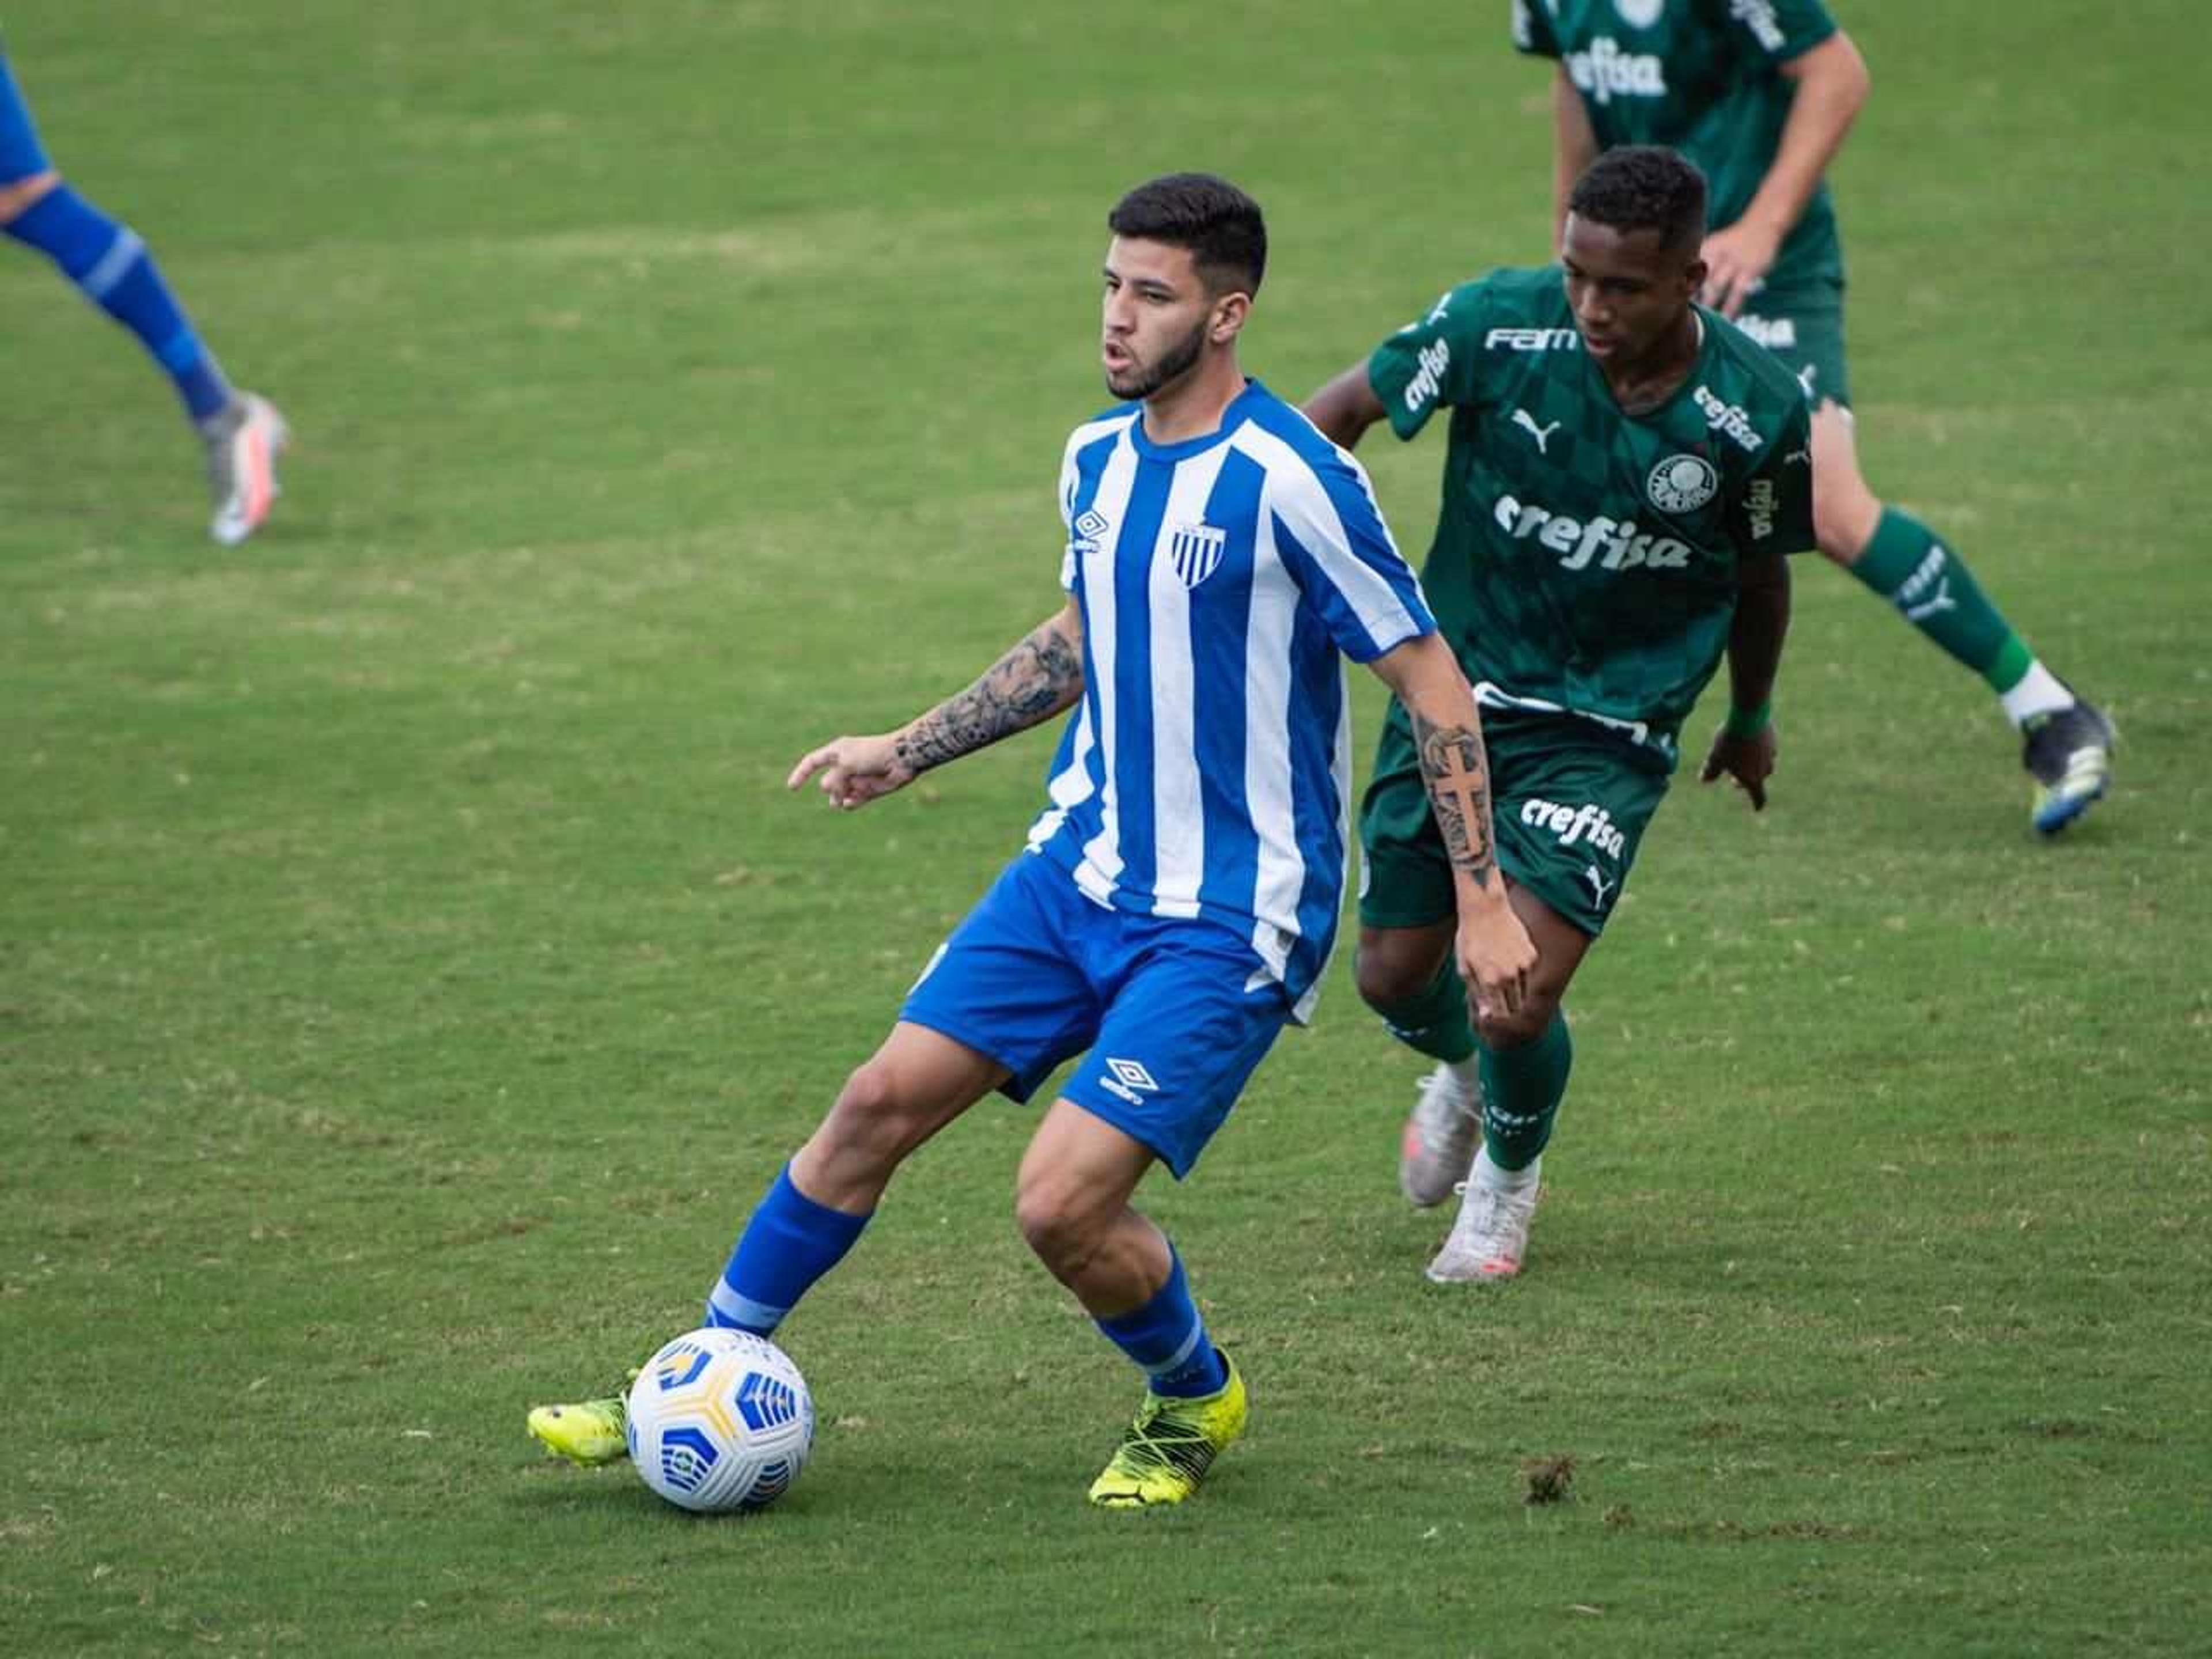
[1192, 447, 1265, 922]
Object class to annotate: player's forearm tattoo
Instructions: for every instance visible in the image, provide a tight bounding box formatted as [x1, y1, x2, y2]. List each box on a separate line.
[1412, 713, 1500, 892]
[893, 621, 1085, 775]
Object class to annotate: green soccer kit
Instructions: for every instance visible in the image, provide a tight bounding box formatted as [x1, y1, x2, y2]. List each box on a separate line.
[1359, 266, 1812, 934]
[1514, 0, 1851, 399]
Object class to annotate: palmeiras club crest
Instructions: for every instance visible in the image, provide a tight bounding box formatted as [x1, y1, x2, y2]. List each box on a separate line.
[1166, 522, 1228, 589]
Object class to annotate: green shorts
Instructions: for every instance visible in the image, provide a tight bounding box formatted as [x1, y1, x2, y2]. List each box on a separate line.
[1732, 279, 1850, 409]
[1358, 705, 1671, 938]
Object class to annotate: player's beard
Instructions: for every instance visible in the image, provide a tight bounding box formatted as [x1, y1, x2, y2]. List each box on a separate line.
[1106, 315, 1209, 402]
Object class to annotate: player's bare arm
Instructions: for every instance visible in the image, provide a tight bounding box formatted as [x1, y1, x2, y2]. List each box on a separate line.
[1302, 364, 1389, 452]
[1699, 551, 1793, 810]
[1550, 66, 1601, 249]
[1702, 31, 1870, 316]
[789, 601, 1086, 809]
[1370, 632, 1536, 1017]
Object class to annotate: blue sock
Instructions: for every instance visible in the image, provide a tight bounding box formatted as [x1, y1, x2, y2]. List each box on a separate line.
[6, 185, 232, 423]
[704, 1164, 872, 1335]
[1094, 1247, 1228, 1399]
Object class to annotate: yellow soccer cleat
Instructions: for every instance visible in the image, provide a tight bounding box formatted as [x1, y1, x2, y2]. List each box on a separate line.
[1087, 1351, 1248, 1509]
[527, 1392, 630, 1467]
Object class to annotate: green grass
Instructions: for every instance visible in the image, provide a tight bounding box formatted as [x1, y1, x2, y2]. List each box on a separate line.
[3, 2, 2207, 1653]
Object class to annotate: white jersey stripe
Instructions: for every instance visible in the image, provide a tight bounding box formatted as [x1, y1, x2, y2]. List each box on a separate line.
[1147, 445, 1231, 918]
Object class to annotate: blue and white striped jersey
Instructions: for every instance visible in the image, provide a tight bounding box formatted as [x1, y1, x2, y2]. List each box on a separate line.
[1028, 378, 1435, 1020]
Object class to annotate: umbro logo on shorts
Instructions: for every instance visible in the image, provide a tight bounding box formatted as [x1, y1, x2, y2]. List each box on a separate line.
[1100, 1056, 1161, 1108]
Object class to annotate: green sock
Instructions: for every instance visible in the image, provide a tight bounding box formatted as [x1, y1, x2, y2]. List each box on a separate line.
[1363, 955, 1477, 1065]
[1478, 1012, 1573, 1172]
[1849, 507, 2035, 695]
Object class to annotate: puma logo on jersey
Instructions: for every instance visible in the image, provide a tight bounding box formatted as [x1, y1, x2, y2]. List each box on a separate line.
[1565, 37, 1666, 105]
[1694, 385, 1764, 452]
[1512, 409, 1562, 453]
[1895, 545, 1959, 621]
[1521, 797, 1628, 859]
[1402, 339, 1452, 413]
[1494, 495, 1694, 572]
[1582, 863, 1617, 908]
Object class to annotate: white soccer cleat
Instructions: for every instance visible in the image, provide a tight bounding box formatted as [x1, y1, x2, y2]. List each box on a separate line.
[1425, 1176, 1540, 1284]
[1398, 1064, 1482, 1209]
[207, 392, 289, 545]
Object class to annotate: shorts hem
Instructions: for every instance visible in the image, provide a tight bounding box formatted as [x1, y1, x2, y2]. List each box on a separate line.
[1055, 1080, 1192, 1180]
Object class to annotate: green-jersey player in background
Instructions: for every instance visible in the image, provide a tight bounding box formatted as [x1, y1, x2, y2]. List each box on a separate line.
[1514, 0, 2112, 835]
[1306, 147, 1810, 1282]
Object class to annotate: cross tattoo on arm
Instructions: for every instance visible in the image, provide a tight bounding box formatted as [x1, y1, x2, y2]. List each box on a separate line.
[1412, 713, 1500, 892]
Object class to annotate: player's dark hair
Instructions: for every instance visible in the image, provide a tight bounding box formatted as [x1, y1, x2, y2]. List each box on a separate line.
[1568, 146, 1708, 253]
[1107, 173, 1267, 298]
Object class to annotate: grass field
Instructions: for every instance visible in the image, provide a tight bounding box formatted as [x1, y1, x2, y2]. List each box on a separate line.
[3, 2, 2207, 1653]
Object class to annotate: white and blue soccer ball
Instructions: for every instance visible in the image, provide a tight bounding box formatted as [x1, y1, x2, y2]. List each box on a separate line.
[626, 1327, 815, 1513]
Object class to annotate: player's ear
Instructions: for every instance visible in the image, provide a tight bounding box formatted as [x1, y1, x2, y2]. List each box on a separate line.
[1209, 289, 1252, 344]
[1680, 256, 1708, 301]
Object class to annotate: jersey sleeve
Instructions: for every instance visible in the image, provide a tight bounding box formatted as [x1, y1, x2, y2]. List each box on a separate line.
[1511, 0, 1561, 59]
[1725, 395, 1815, 558]
[1268, 450, 1436, 663]
[1365, 280, 1492, 444]
[1724, 0, 1838, 65]
[1056, 432, 1081, 590]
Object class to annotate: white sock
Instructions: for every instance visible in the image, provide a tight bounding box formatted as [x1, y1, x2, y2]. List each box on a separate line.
[1443, 1056, 1481, 1107]
[1472, 1147, 1540, 1194]
[2000, 661, 2073, 728]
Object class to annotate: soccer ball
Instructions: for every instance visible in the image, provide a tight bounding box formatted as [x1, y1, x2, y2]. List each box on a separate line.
[626, 1328, 815, 1513]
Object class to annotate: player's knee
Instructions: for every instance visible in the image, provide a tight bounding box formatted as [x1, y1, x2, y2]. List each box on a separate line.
[823, 1058, 925, 1162]
[1012, 1176, 1101, 1279]
[1475, 993, 1559, 1053]
[1354, 937, 1442, 1010]
[0, 169, 62, 227]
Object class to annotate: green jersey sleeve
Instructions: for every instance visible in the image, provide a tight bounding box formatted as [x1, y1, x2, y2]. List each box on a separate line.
[1724, 396, 1815, 558]
[1511, 0, 1560, 59]
[1366, 282, 1494, 443]
[1719, 0, 1838, 65]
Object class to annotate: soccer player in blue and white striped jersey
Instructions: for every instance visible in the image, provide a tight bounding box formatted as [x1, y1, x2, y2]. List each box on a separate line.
[529, 175, 1536, 1509]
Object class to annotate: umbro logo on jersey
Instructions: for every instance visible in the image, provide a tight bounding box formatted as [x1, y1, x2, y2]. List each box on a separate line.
[1694, 386, 1764, 453]
[1522, 797, 1628, 859]
[1647, 454, 1720, 513]
[1486, 326, 1580, 353]
[1512, 409, 1562, 454]
[1070, 508, 1111, 556]
[1166, 522, 1227, 588]
[1565, 37, 1666, 105]
[1494, 494, 1694, 572]
[1100, 1056, 1161, 1108]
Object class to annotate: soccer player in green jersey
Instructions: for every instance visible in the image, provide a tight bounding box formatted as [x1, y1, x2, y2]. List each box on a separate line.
[1304, 146, 1810, 1282]
[1513, 0, 2112, 835]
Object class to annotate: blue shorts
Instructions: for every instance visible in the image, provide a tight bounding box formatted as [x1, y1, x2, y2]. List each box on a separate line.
[900, 853, 1294, 1179]
[0, 52, 53, 185]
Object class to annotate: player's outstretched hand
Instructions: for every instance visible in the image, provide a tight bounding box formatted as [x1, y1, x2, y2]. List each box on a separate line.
[1700, 724, 1778, 811]
[1457, 894, 1537, 1024]
[1699, 220, 1781, 319]
[787, 733, 915, 810]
